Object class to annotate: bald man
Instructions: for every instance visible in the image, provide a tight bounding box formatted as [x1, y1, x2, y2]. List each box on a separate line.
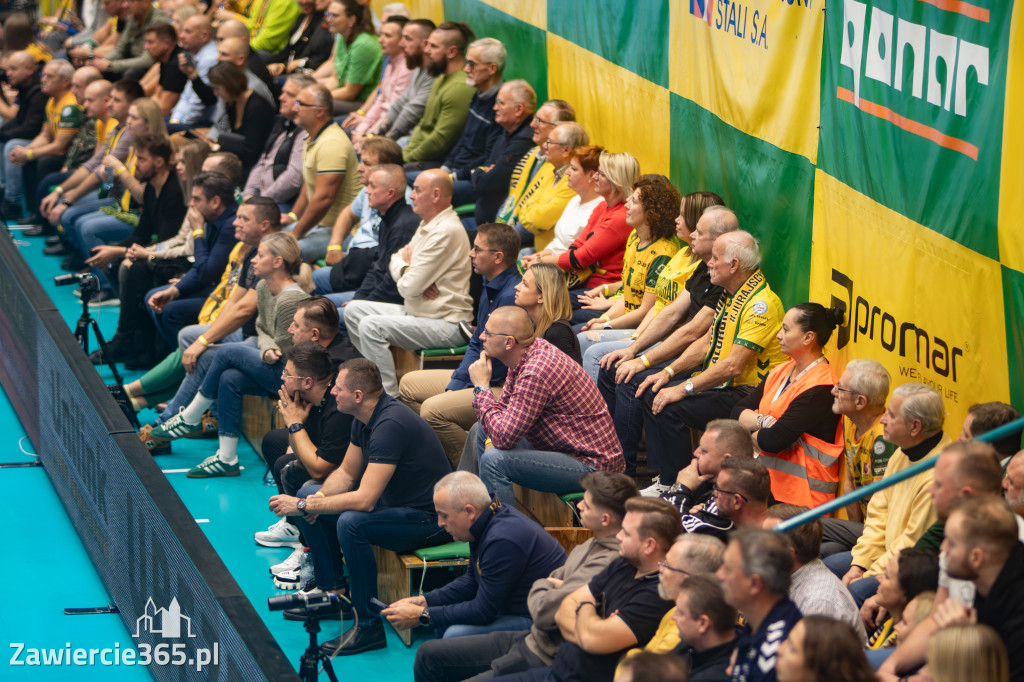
[327, 163, 419, 308]
[464, 305, 625, 507]
[215, 19, 276, 95]
[343, 169, 473, 395]
[182, 33, 276, 135]
[170, 14, 218, 129]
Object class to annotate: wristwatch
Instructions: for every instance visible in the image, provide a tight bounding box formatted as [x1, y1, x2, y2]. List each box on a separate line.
[684, 380, 695, 396]
[297, 497, 307, 513]
[419, 607, 431, 626]
[473, 385, 489, 396]
[288, 422, 305, 434]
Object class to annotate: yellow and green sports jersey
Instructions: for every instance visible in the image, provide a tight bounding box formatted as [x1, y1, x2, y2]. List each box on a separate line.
[652, 246, 701, 314]
[621, 232, 677, 311]
[845, 417, 897, 491]
[46, 91, 83, 139]
[702, 269, 786, 387]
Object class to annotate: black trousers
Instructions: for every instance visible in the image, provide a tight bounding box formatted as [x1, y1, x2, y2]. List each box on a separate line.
[641, 384, 753, 481]
[414, 629, 545, 682]
[264, 428, 315, 536]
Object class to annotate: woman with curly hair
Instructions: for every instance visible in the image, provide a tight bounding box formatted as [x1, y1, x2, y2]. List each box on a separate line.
[576, 174, 681, 381]
[776, 615, 876, 682]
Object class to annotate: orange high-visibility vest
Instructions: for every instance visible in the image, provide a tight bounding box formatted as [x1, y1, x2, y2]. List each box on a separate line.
[757, 358, 843, 508]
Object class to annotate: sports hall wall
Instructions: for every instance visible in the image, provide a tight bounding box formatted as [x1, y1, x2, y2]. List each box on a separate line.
[383, 0, 1024, 431]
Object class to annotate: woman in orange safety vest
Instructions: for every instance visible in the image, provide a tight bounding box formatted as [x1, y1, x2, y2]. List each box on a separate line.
[732, 302, 846, 508]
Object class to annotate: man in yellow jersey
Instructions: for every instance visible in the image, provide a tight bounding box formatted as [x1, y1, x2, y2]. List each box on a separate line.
[638, 230, 787, 496]
[4, 60, 82, 220]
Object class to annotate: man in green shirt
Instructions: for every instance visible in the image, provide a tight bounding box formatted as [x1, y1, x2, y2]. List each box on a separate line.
[401, 22, 476, 165]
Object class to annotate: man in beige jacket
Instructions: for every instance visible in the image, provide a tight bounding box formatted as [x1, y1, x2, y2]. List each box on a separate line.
[343, 169, 472, 394]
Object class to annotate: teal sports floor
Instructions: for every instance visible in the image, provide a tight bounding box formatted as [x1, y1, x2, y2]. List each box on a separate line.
[1, 227, 427, 680]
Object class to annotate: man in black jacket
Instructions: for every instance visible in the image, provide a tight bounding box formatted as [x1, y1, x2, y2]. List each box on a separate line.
[0, 52, 45, 145]
[470, 79, 536, 224]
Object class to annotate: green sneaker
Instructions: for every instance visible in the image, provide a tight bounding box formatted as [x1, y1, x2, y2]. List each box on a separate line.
[186, 454, 241, 478]
[151, 408, 204, 440]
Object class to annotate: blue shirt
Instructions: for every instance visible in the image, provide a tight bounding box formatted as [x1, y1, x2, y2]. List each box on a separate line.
[174, 202, 239, 298]
[447, 265, 522, 390]
[731, 597, 802, 682]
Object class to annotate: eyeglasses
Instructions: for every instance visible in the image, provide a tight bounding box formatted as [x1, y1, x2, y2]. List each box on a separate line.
[534, 116, 557, 127]
[295, 100, 320, 108]
[658, 561, 691, 576]
[323, 11, 336, 18]
[542, 139, 569, 148]
[712, 486, 748, 502]
[593, 169, 607, 179]
[465, 60, 490, 69]
[281, 371, 308, 380]
[470, 245, 498, 254]
[480, 328, 517, 342]
[833, 385, 861, 396]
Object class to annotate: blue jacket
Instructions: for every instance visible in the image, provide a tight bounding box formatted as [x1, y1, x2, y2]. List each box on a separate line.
[447, 265, 522, 390]
[174, 202, 238, 298]
[471, 115, 536, 223]
[446, 81, 503, 179]
[423, 501, 566, 629]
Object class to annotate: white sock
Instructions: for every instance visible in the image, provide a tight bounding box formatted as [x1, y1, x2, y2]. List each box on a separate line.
[217, 436, 239, 465]
[181, 394, 214, 425]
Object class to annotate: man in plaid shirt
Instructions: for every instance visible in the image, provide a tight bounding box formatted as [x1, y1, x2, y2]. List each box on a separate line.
[467, 305, 624, 506]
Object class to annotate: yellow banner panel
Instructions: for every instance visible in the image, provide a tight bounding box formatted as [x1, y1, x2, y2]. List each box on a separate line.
[373, 0, 443, 24]
[475, 0, 546, 30]
[809, 170, 1009, 435]
[546, 33, 671, 177]
[999, 6, 1024, 273]
[669, 0, 823, 163]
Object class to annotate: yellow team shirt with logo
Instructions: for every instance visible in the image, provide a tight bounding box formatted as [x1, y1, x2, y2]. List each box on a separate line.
[841, 417, 897, 514]
[621, 232, 677, 311]
[702, 269, 786, 387]
[652, 246, 701, 315]
[46, 91, 83, 139]
[97, 117, 119, 147]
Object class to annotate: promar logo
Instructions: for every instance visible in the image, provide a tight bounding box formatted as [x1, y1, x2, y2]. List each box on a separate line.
[134, 597, 196, 639]
[838, 0, 990, 160]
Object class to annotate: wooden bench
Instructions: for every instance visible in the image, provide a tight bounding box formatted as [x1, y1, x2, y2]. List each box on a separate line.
[374, 543, 470, 646]
[514, 485, 582, 527]
[391, 345, 468, 384]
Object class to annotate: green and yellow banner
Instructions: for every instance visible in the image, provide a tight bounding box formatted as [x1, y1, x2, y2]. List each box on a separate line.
[375, 0, 1024, 431]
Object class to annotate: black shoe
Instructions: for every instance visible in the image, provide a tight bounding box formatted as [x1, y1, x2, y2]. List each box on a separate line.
[320, 620, 386, 656]
[45, 235, 62, 246]
[44, 242, 72, 256]
[60, 255, 86, 271]
[86, 290, 120, 308]
[89, 349, 108, 366]
[282, 594, 353, 622]
[23, 222, 53, 235]
[1, 200, 25, 220]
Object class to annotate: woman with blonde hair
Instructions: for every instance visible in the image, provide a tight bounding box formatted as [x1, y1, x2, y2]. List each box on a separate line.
[513, 262, 582, 364]
[925, 624, 1008, 682]
[148, 231, 313, 478]
[545, 150, 639, 324]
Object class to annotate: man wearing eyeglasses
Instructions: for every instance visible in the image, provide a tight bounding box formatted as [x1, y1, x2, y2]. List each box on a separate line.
[282, 82, 362, 261]
[467, 305, 624, 507]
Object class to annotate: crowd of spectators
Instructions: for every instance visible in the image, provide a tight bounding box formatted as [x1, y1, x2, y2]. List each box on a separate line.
[3, 2, 1023, 680]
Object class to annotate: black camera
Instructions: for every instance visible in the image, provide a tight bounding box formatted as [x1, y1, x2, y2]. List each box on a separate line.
[54, 272, 100, 300]
[268, 591, 346, 613]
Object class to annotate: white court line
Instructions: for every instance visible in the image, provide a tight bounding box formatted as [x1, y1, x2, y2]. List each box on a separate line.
[194, 519, 210, 524]
[161, 467, 246, 474]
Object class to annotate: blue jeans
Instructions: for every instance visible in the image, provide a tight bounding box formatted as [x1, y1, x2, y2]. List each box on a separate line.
[441, 615, 533, 640]
[598, 363, 667, 476]
[156, 337, 248, 425]
[62, 196, 117, 250]
[478, 437, 594, 508]
[578, 331, 635, 383]
[146, 283, 211, 348]
[312, 266, 333, 295]
[296, 482, 451, 621]
[0, 138, 30, 202]
[197, 341, 282, 438]
[76, 211, 135, 291]
[821, 551, 879, 606]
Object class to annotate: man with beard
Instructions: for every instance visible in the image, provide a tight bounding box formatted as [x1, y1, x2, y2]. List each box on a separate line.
[401, 22, 476, 165]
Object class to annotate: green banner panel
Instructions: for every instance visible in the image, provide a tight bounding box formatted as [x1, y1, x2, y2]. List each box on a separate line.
[444, 0, 549, 102]
[547, 0, 669, 88]
[1003, 265, 1024, 412]
[818, 0, 1010, 260]
[670, 93, 813, 308]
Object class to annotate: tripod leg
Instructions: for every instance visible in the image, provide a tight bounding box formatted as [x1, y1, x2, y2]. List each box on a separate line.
[319, 655, 340, 682]
[89, 318, 140, 429]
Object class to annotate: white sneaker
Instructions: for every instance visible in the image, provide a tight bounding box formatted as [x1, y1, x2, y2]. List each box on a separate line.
[255, 518, 301, 548]
[270, 547, 304, 576]
[273, 567, 302, 590]
[640, 476, 671, 498]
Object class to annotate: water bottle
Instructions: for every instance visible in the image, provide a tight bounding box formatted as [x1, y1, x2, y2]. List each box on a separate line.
[98, 166, 114, 198]
[298, 548, 315, 591]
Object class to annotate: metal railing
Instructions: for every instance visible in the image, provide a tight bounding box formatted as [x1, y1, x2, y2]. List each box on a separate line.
[775, 416, 1024, 533]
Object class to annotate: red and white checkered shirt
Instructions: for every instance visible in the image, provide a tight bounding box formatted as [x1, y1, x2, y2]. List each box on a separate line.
[472, 338, 624, 472]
